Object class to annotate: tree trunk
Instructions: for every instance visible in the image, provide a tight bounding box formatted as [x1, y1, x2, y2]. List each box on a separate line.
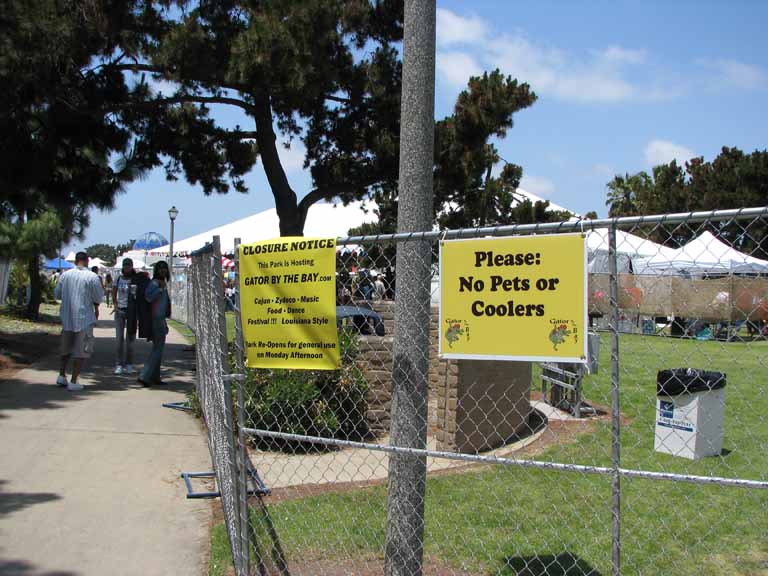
[26, 254, 42, 319]
[252, 94, 303, 237]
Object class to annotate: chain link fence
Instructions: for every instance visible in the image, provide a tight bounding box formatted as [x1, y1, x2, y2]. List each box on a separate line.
[170, 266, 193, 327]
[188, 238, 247, 575]
[188, 208, 768, 576]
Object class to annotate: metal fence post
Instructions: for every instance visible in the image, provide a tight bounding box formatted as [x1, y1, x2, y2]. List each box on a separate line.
[608, 224, 621, 576]
[232, 238, 252, 576]
[384, 1, 436, 575]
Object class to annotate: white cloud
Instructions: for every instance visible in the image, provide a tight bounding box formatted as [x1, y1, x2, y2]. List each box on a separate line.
[148, 77, 179, 96]
[701, 58, 768, 90]
[599, 46, 647, 65]
[486, 34, 646, 103]
[437, 51, 483, 87]
[436, 8, 487, 47]
[434, 9, 680, 103]
[644, 140, 695, 167]
[278, 141, 307, 172]
[520, 175, 555, 198]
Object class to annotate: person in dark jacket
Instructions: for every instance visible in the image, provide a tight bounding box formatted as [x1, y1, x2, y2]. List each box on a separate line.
[134, 271, 152, 340]
[137, 261, 171, 386]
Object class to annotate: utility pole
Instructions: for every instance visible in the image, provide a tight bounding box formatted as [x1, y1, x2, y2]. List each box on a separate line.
[384, 1, 436, 575]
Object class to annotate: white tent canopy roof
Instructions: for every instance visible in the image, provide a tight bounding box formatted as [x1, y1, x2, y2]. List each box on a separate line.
[88, 257, 108, 269]
[149, 200, 379, 257]
[111, 251, 150, 270]
[633, 231, 768, 275]
[585, 228, 674, 274]
[149, 188, 575, 258]
[586, 228, 672, 258]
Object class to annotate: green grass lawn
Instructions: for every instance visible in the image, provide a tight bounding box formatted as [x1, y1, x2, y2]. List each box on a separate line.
[169, 311, 236, 345]
[0, 303, 61, 334]
[210, 334, 768, 575]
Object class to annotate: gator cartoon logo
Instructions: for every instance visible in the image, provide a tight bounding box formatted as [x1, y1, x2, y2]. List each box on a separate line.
[444, 320, 469, 348]
[548, 323, 573, 351]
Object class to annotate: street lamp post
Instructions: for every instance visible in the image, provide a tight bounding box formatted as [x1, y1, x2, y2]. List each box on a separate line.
[168, 206, 179, 301]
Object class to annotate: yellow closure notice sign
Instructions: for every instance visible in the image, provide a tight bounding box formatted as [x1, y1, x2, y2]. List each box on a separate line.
[239, 237, 340, 370]
[439, 233, 587, 362]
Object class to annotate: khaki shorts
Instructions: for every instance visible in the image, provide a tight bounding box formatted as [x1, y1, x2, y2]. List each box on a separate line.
[61, 327, 95, 359]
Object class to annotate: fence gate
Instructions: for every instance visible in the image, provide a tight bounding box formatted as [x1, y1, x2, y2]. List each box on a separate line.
[187, 208, 768, 576]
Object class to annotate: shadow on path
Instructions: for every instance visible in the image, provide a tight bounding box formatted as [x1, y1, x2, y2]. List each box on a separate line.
[0, 480, 60, 518]
[0, 559, 78, 576]
[501, 553, 602, 576]
[0, 314, 197, 419]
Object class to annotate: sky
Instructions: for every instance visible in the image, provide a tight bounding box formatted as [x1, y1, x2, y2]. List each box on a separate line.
[71, 0, 768, 252]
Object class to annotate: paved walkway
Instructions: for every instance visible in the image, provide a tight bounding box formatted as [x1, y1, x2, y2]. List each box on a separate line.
[0, 306, 211, 576]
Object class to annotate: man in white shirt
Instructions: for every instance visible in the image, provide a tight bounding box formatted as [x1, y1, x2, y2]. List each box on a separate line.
[374, 274, 386, 301]
[54, 252, 104, 391]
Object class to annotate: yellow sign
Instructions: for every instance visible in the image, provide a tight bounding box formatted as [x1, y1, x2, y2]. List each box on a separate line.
[239, 237, 340, 370]
[439, 233, 587, 362]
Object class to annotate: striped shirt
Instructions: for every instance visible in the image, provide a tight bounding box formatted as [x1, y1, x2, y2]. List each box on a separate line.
[55, 266, 104, 332]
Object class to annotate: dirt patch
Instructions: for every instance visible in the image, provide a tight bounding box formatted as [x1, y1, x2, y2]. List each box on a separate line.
[0, 331, 61, 379]
[238, 553, 478, 576]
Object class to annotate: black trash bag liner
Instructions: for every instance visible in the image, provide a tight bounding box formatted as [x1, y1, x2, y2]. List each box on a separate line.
[657, 368, 726, 396]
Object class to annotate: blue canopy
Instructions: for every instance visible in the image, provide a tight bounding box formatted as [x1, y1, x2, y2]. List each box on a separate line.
[43, 257, 74, 270]
[133, 232, 169, 251]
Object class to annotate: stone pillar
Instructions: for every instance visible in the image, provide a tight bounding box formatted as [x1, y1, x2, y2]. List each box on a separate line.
[437, 360, 532, 453]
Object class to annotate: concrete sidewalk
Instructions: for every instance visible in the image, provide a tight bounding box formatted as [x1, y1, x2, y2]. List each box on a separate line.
[0, 306, 211, 576]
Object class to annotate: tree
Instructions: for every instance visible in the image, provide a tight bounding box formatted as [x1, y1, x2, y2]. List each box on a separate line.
[5, 1, 548, 260]
[85, 243, 118, 266]
[89, 3, 544, 238]
[431, 71, 537, 229]
[0, 0, 146, 316]
[86, 0, 405, 236]
[115, 240, 137, 259]
[605, 172, 653, 217]
[604, 147, 768, 255]
[364, 71, 547, 231]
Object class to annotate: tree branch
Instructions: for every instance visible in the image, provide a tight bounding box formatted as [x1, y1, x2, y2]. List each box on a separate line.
[113, 63, 352, 107]
[113, 62, 162, 75]
[296, 178, 380, 231]
[122, 95, 258, 115]
[324, 94, 352, 104]
[111, 63, 252, 96]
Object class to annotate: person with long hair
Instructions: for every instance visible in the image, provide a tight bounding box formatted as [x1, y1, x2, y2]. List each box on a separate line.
[138, 261, 171, 386]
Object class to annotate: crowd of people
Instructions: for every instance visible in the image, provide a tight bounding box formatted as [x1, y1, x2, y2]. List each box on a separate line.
[54, 252, 173, 391]
[337, 268, 392, 305]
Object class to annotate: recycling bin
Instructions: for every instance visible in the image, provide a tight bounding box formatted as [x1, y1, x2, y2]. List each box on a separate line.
[654, 369, 726, 460]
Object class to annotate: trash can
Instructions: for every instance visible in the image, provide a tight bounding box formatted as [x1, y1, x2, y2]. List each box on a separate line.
[654, 369, 726, 460]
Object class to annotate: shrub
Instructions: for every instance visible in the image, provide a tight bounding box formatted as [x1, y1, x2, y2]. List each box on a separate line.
[40, 274, 56, 303]
[241, 328, 370, 452]
[186, 329, 371, 453]
[8, 260, 29, 305]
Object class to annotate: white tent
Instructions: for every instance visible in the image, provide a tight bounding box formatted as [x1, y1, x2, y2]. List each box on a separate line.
[148, 187, 577, 259]
[633, 231, 768, 276]
[586, 228, 673, 273]
[88, 257, 109, 269]
[150, 200, 380, 257]
[65, 251, 77, 262]
[111, 254, 150, 270]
